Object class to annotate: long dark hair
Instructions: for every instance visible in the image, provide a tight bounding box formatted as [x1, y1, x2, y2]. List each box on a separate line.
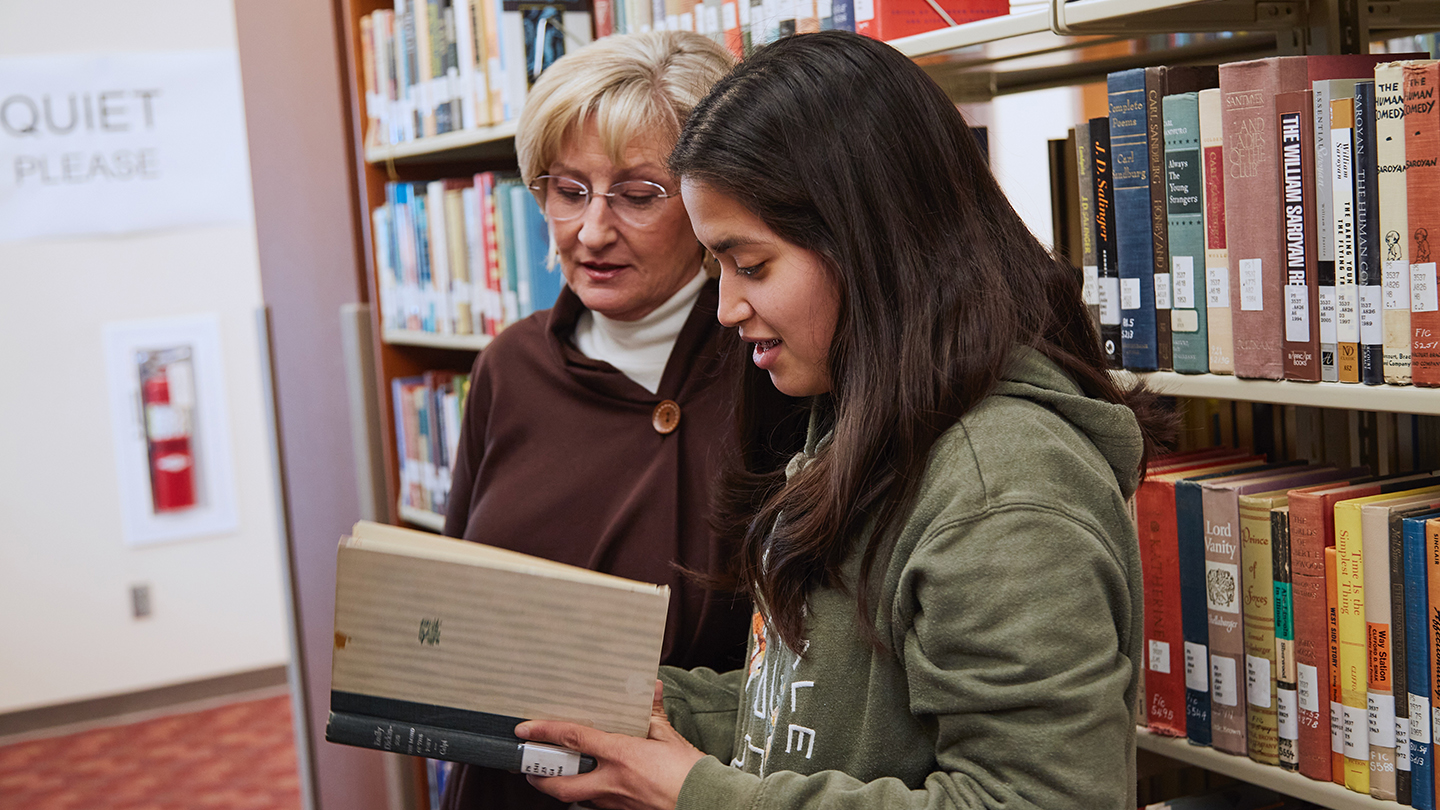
[672, 31, 1171, 653]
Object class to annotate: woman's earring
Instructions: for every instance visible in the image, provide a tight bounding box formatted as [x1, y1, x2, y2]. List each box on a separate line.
[547, 230, 561, 273]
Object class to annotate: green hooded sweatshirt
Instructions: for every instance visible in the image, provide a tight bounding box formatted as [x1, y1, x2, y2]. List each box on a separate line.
[660, 347, 1145, 810]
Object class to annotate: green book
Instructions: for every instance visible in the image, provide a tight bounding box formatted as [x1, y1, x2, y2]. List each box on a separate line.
[1164, 92, 1210, 372]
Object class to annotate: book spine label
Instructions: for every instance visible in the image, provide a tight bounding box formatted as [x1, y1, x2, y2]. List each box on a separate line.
[1147, 68, 1174, 370]
[1220, 59, 1288, 379]
[1275, 509, 1300, 770]
[1407, 515, 1436, 810]
[1205, 485, 1248, 753]
[1137, 480, 1187, 735]
[1277, 93, 1321, 380]
[1165, 93, 1209, 373]
[1405, 63, 1440, 386]
[1109, 69, 1159, 370]
[1177, 480, 1213, 746]
[1336, 502, 1372, 793]
[1333, 97, 1361, 383]
[1241, 498, 1279, 764]
[1376, 63, 1413, 384]
[1354, 82, 1385, 385]
[1092, 117, 1123, 369]
[1200, 88, 1234, 374]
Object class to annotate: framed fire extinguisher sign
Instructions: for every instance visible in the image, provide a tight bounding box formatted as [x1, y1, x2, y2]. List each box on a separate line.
[103, 313, 238, 547]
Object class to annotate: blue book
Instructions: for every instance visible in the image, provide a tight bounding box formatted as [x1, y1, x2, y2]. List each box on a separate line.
[829, 0, 854, 32]
[517, 187, 563, 313]
[1404, 507, 1440, 810]
[1107, 68, 1158, 370]
[1163, 92, 1210, 373]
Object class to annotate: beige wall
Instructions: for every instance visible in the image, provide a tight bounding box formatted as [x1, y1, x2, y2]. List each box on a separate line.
[0, 0, 290, 710]
[231, 0, 392, 806]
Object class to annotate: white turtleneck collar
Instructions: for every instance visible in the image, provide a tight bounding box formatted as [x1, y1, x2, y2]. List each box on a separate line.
[572, 268, 708, 394]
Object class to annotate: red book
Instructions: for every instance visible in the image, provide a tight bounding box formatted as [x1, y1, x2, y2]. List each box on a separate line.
[1404, 62, 1440, 386]
[1221, 55, 1406, 379]
[1290, 479, 1384, 782]
[853, 0, 1006, 41]
[1135, 454, 1260, 736]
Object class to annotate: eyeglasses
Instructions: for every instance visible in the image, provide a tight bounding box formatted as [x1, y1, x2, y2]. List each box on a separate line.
[528, 175, 679, 228]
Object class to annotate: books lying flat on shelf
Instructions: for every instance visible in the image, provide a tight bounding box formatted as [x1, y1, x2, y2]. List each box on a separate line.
[326, 520, 670, 775]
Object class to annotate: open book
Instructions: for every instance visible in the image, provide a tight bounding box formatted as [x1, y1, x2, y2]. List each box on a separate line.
[325, 520, 670, 776]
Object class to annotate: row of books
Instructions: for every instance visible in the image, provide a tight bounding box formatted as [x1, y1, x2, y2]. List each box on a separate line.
[1135, 447, 1440, 805]
[373, 173, 564, 338]
[393, 371, 470, 519]
[358, 0, 594, 146]
[358, 0, 1011, 149]
[1055, 54, 1440, 386]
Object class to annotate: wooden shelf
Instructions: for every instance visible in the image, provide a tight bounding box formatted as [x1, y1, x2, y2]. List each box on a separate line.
[364, 119, 518, 166]
[382, 329, 492, 351]
[1118, 371, 1440, 416]
[397, 504, 445, 533]
[1136, 729, 1398, 810]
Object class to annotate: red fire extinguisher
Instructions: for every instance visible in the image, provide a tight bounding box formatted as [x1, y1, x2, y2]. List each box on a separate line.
[142, 368, 197, 512]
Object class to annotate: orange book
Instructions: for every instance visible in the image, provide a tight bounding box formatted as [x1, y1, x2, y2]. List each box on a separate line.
[1404, 62, 1440, 386]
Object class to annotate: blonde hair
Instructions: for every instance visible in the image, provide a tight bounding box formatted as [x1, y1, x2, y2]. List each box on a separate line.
[515, 31, 736, 186]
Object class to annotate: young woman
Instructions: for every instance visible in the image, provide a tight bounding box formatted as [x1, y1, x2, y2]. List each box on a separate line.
[514, 30, 1170, 810]
[440, 31, 750, 810]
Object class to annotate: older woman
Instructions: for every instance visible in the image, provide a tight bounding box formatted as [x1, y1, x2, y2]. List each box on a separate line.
[438, 30, 749, 810]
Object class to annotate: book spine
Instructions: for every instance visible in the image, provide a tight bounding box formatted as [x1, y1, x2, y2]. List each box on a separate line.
[1221, 59, 1288, 379]
[1391, 509, 1413, 804]
[1108, 69, 1159, 370]
[1177, 480, 1214, 746]
[1405, 63, 1440, 387]
[325, 711, 597, 774]
[1409, 515, 1436, 810]
[1315, 79, 1340, 381]
[1147, 68, 1174, 370]
[1137, 479, 1187, 735]
[1289, 490, 1335, 780]
[1204, 485, 1248, 753]
[1330, 546, 1347, 785]
[1332, 94, 1361, 383]
[1431, 517, 1440, 808]
[1336, 500, 1372, 793]
[1165, 93, 1209, 373]
[1376, 63, 1413, 384]
[1091, 117, 1124, 368]
[1199, 88, 1234, 374]
[1277, 91, 1321, 381]
[1354, 81, 1385, 385]
[1076, 120, 1101, 337]
[1275, 508, 1300, 770]
[1241, 496, 1279, 764]
[1363, 502, 1397, 800]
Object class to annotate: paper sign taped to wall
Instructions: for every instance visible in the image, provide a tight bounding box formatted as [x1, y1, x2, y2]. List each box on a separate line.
[0, 50, 253, 242]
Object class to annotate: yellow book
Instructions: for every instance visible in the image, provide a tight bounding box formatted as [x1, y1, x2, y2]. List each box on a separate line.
[1333, 485, 1440, 793]
[1240, 489, 1291, 766]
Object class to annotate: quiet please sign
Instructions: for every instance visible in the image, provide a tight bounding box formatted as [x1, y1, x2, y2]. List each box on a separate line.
[0, 50, 253, 242]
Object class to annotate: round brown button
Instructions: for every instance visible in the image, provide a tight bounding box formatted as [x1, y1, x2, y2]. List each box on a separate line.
[652, 400, 681, 435]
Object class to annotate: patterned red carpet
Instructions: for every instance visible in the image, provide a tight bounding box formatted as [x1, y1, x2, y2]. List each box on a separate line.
[0, 693, 302, 810]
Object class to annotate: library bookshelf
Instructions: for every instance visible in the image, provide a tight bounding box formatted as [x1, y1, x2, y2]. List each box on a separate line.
[333, 0, 1440, 808]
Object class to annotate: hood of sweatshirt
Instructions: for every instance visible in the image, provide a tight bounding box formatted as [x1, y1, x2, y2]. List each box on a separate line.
[990, 346, 1145, 500]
